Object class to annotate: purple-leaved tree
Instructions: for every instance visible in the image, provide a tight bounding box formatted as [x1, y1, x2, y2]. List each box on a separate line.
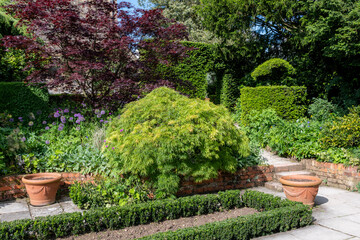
[2, 0, 190, 108]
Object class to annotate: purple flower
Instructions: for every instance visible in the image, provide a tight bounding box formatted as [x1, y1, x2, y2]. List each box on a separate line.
[109, 113, 112, 115]
[81, 103, 86, 107]
[21, 137, 26, 142]
[100, 119, 104, 123]
[69, 117, 73, 121]
[64, 109, 69, 113]
[100, 110, 105, 115]
[54, 112, 60, 118]
[320, 127, 322, 129]
[18, 117, 22, 120]
[45, 126, 50, 130]
[120, 129, 124, 132]
[45, 140, 50, 144]
[52, 122, 56, 125]
[104, 121, 108, 124]
[74, 113, 80, 118]
[95, 109, 100, 114]
[109, 118, 111, 121]
[105, 145, 108, 148]
[28, 121, 34, 126]
[9, 118, 14, 122]
[42, 121, 47, 124]
[97, 114, 101, 118]
[86, 136, 88, 138]
[58, 126, 63, 131]
[112, 147, 115, 150]
[307, 121, 310, 124]
[104, 140, 106, 142]
[76, 119, 81, 124]
[60, 116, 66, 124]
[36, 110, 42, 115]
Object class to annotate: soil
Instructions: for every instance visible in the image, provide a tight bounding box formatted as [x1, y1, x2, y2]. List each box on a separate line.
[32, 177, 55, 180]
[287, 179, 314, 182]
[59, 207, 257, 240]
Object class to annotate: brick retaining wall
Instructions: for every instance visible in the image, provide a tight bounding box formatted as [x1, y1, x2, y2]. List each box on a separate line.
[301, 159, 360, 190]
[177, 165, 274, 196]
[0, 173, 94, 201]
[0, 165, 274, 201]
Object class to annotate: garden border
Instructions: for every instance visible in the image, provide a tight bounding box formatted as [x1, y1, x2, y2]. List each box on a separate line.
[0, 165, 274, 201]
[0, 190, 312, 240]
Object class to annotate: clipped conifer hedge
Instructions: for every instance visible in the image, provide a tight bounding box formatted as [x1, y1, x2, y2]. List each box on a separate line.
[239, 86, 307, 123]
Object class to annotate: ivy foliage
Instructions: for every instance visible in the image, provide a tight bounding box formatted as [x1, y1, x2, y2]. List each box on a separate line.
[251, 58, 296, 86]
[105, 87, 250, 197]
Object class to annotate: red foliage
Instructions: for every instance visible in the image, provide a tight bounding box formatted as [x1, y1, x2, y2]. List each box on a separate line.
[2, 0, 190, 108]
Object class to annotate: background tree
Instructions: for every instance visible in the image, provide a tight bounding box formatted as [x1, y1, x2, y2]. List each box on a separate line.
[2, 0, 190, 108]
[199, 0, 360, 106]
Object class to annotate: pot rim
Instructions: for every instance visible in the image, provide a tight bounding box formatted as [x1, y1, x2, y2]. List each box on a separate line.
[279, 175, 322, 187]
[22, 172, 62, 185]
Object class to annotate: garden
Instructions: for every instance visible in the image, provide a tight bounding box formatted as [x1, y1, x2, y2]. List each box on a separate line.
[0, 0, 360, 239]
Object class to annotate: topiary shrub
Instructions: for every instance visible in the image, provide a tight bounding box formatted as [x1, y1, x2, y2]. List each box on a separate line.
[105, 87, 250, 197]
[220, 73, 240, 111]
[320, 106, 360, 148]
[239, 86, 307, 123]
[251, 58, 296, 86]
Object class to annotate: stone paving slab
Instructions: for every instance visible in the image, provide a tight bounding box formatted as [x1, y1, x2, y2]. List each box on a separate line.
[0, 198, 28, 214]
[317, 218, 360, 237]
[1, 211, 31, 222]
[29, 202, 64, 218]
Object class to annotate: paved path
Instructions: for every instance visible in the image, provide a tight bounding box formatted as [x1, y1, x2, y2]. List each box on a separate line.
[0, 196, 82, 222]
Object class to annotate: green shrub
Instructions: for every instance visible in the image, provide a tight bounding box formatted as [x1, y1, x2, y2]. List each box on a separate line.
[320, 106, 360, 148]
[140, 191, 312, 240]
[69, 176, 152, 209]
[239, 86, 307, 123]
[308, 98, 340, 122]
[0, 49, 31, 82]
[156, 41, 225, 99]
[315, 147, 360, 166]
[105, 87, 250, 197]
[0, 190, 312, 240]
[220, 73, 240, 110]
[251, 58, 296, 86]
[0, 82, 49, 118]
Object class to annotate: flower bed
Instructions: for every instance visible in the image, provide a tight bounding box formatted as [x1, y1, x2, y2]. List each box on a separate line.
[0, 190, 312, 240]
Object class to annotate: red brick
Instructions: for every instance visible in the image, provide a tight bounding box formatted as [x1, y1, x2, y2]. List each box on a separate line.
[0, 186, 12, 191]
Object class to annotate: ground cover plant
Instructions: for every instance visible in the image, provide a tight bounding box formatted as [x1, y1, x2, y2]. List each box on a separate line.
[239, 99, 360, 166]
[0, 190, 313, 240]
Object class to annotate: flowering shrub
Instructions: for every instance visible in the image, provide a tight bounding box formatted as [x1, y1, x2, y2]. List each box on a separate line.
[105, 87, 251, 197]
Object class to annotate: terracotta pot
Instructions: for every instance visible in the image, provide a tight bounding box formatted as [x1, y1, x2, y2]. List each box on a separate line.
[22, 173, 62, 206]
[279, 175, 322, 207]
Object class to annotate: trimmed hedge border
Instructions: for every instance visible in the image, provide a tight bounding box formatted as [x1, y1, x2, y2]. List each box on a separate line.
[140, 190, 312, 239]
[0, 190, 312, 240]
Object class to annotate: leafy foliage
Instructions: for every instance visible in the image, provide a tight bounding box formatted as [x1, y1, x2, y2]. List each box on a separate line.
[239, 86, 307, 123]
[0, 82, 49, 118]
[220, 72, 240, 110]
[251, 58, 296, 86]
[308, 98, 341, 122]
[69, 176, 151, 209]
[105, 87, 250, 197]
[320, 106, 360, 148]
[2, 0, 190, 108]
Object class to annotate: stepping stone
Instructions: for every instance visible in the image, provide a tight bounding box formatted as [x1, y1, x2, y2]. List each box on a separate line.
[1, 211, 31, 222]
[274, 163, 304, 172]
[0, 199, 28, 214]
[29, 202, 63, 218]
[265, 182, 283, 192]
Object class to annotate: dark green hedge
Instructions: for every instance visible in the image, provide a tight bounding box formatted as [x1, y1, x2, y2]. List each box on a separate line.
[220, 72, 240, 110]
[239, 86, 307, 122]
[140, 191, 312, 240]
[0, 190, 312, 240]
[0, 82, 49, 117]
[157, 41, 225, 100]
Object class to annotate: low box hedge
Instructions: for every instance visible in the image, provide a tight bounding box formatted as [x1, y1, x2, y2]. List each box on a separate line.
[0, 190, 312, 240]
[140, 191, 312, 239]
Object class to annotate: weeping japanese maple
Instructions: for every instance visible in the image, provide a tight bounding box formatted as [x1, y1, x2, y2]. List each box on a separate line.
[2, 0, 190, 108]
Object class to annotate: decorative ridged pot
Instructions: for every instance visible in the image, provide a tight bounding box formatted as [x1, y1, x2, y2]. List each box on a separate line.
[279, 175, 322, 207]
[22, 173, 62, 206]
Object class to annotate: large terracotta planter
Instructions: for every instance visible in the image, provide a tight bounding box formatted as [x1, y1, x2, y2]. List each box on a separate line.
[279, 175, 322, 207]
[22, 173, 62, 206]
